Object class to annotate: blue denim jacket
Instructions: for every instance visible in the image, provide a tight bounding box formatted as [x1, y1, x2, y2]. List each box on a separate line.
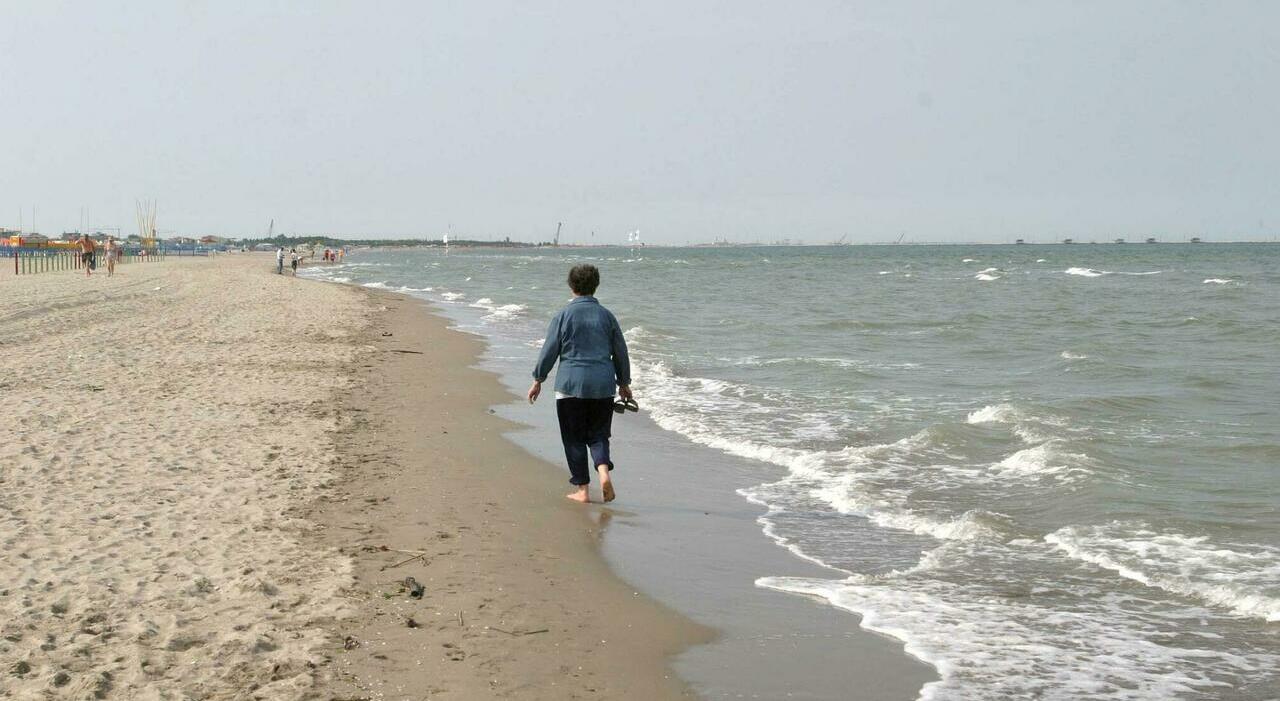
[533, 296, 631, 399]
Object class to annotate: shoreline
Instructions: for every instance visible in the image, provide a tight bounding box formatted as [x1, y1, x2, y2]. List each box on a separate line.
[308, 284, 711, 699]
[1, 254, 930, 700]
[306, 267, 935, 700]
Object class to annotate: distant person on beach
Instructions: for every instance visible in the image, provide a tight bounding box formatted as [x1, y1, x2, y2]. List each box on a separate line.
[276, 247, 285, 274]
[290, 248, 299, 275]
[78, 234, 96, 277]
[105, 237, 118, 277]
[528, 264, 633, 503]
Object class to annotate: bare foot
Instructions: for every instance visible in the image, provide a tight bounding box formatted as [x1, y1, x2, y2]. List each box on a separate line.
[565, 486, 589, 503]
[598, 466, 616, 503]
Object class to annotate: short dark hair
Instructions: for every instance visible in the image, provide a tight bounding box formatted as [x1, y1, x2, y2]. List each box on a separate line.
[567, 264, 600, 295]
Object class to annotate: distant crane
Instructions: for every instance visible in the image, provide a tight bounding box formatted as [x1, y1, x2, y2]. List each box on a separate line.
[895, 232, 906, 244]
[554, 222, 562, 247]
[833, 234, 849, 245]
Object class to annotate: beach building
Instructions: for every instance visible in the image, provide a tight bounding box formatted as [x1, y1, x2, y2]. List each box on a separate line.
[4, 232, 49, 247]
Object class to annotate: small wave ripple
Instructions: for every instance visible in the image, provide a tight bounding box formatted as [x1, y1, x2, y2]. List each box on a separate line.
[1046, 523, 1280, 622]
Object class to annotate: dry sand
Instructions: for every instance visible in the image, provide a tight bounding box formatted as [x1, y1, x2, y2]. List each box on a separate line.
[1, 256, 363, 699]
[0, 254, 707, 700]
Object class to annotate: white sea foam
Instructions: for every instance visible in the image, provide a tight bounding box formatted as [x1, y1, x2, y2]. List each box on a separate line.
[758, 574, 1273, 701]
[361, 281, 391, 289]
[467, 297, 527, 321]
[1046, 524, 1280, 622]
[484, 304, 527, 321]
[439, 292, 465, 301]
[330, 276, 351, 283]
[637, 358, 993, 542]
[808, 464, 1006, 541]
[1036, 258, 1047, 262]
[991, 442, 1092, 482]
[1203, 278, 1233, 284]
[962, 258, 977, 262]
[722, 355, 884, 371]
[965, 403, 1024, 424]
[973, 273, 999, 281]
[966, 403, 1068, 446]
[878, 271, 892, 275]
[1064, 267, 1161, 278]
[1060, 351, 1088, 360]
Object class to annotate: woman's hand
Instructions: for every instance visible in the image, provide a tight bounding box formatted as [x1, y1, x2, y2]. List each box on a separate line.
[527, 380, 542, 404]
[618, 385, 633, 402]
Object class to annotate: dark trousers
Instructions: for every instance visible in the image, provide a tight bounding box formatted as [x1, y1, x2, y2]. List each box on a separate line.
[556, 397, 615, 485]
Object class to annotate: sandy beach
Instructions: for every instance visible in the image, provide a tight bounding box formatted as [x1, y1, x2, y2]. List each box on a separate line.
[0, 254, 706, 699]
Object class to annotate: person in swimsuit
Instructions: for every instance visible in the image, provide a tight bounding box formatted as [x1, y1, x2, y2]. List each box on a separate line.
[105, 237, 118, 277]
[78, 234, 96, 277]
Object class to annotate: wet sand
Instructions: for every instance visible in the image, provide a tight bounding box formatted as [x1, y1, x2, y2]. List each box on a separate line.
[309, 287, 711, 700]
[318, 278, 937, 701]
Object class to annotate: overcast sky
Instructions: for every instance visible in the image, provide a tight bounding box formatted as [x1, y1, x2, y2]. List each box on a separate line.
[3, 1, 1278, 244]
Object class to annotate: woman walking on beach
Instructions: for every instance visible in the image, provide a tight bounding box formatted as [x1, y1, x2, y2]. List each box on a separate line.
[104, 237, 118, 277]
[528, 264, 633, 503]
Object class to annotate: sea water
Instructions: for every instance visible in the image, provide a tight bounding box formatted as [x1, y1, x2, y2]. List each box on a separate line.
[303, 244, 1280, 699]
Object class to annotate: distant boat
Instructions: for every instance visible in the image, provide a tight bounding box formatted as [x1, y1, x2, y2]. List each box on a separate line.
[1114, 238, 1125, 244]
[1190, 237, 1202, 243]
[1145, 237, 1157, 244]
[1015, 239, 1025, 245]
[1062, 238, 1074, 244]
